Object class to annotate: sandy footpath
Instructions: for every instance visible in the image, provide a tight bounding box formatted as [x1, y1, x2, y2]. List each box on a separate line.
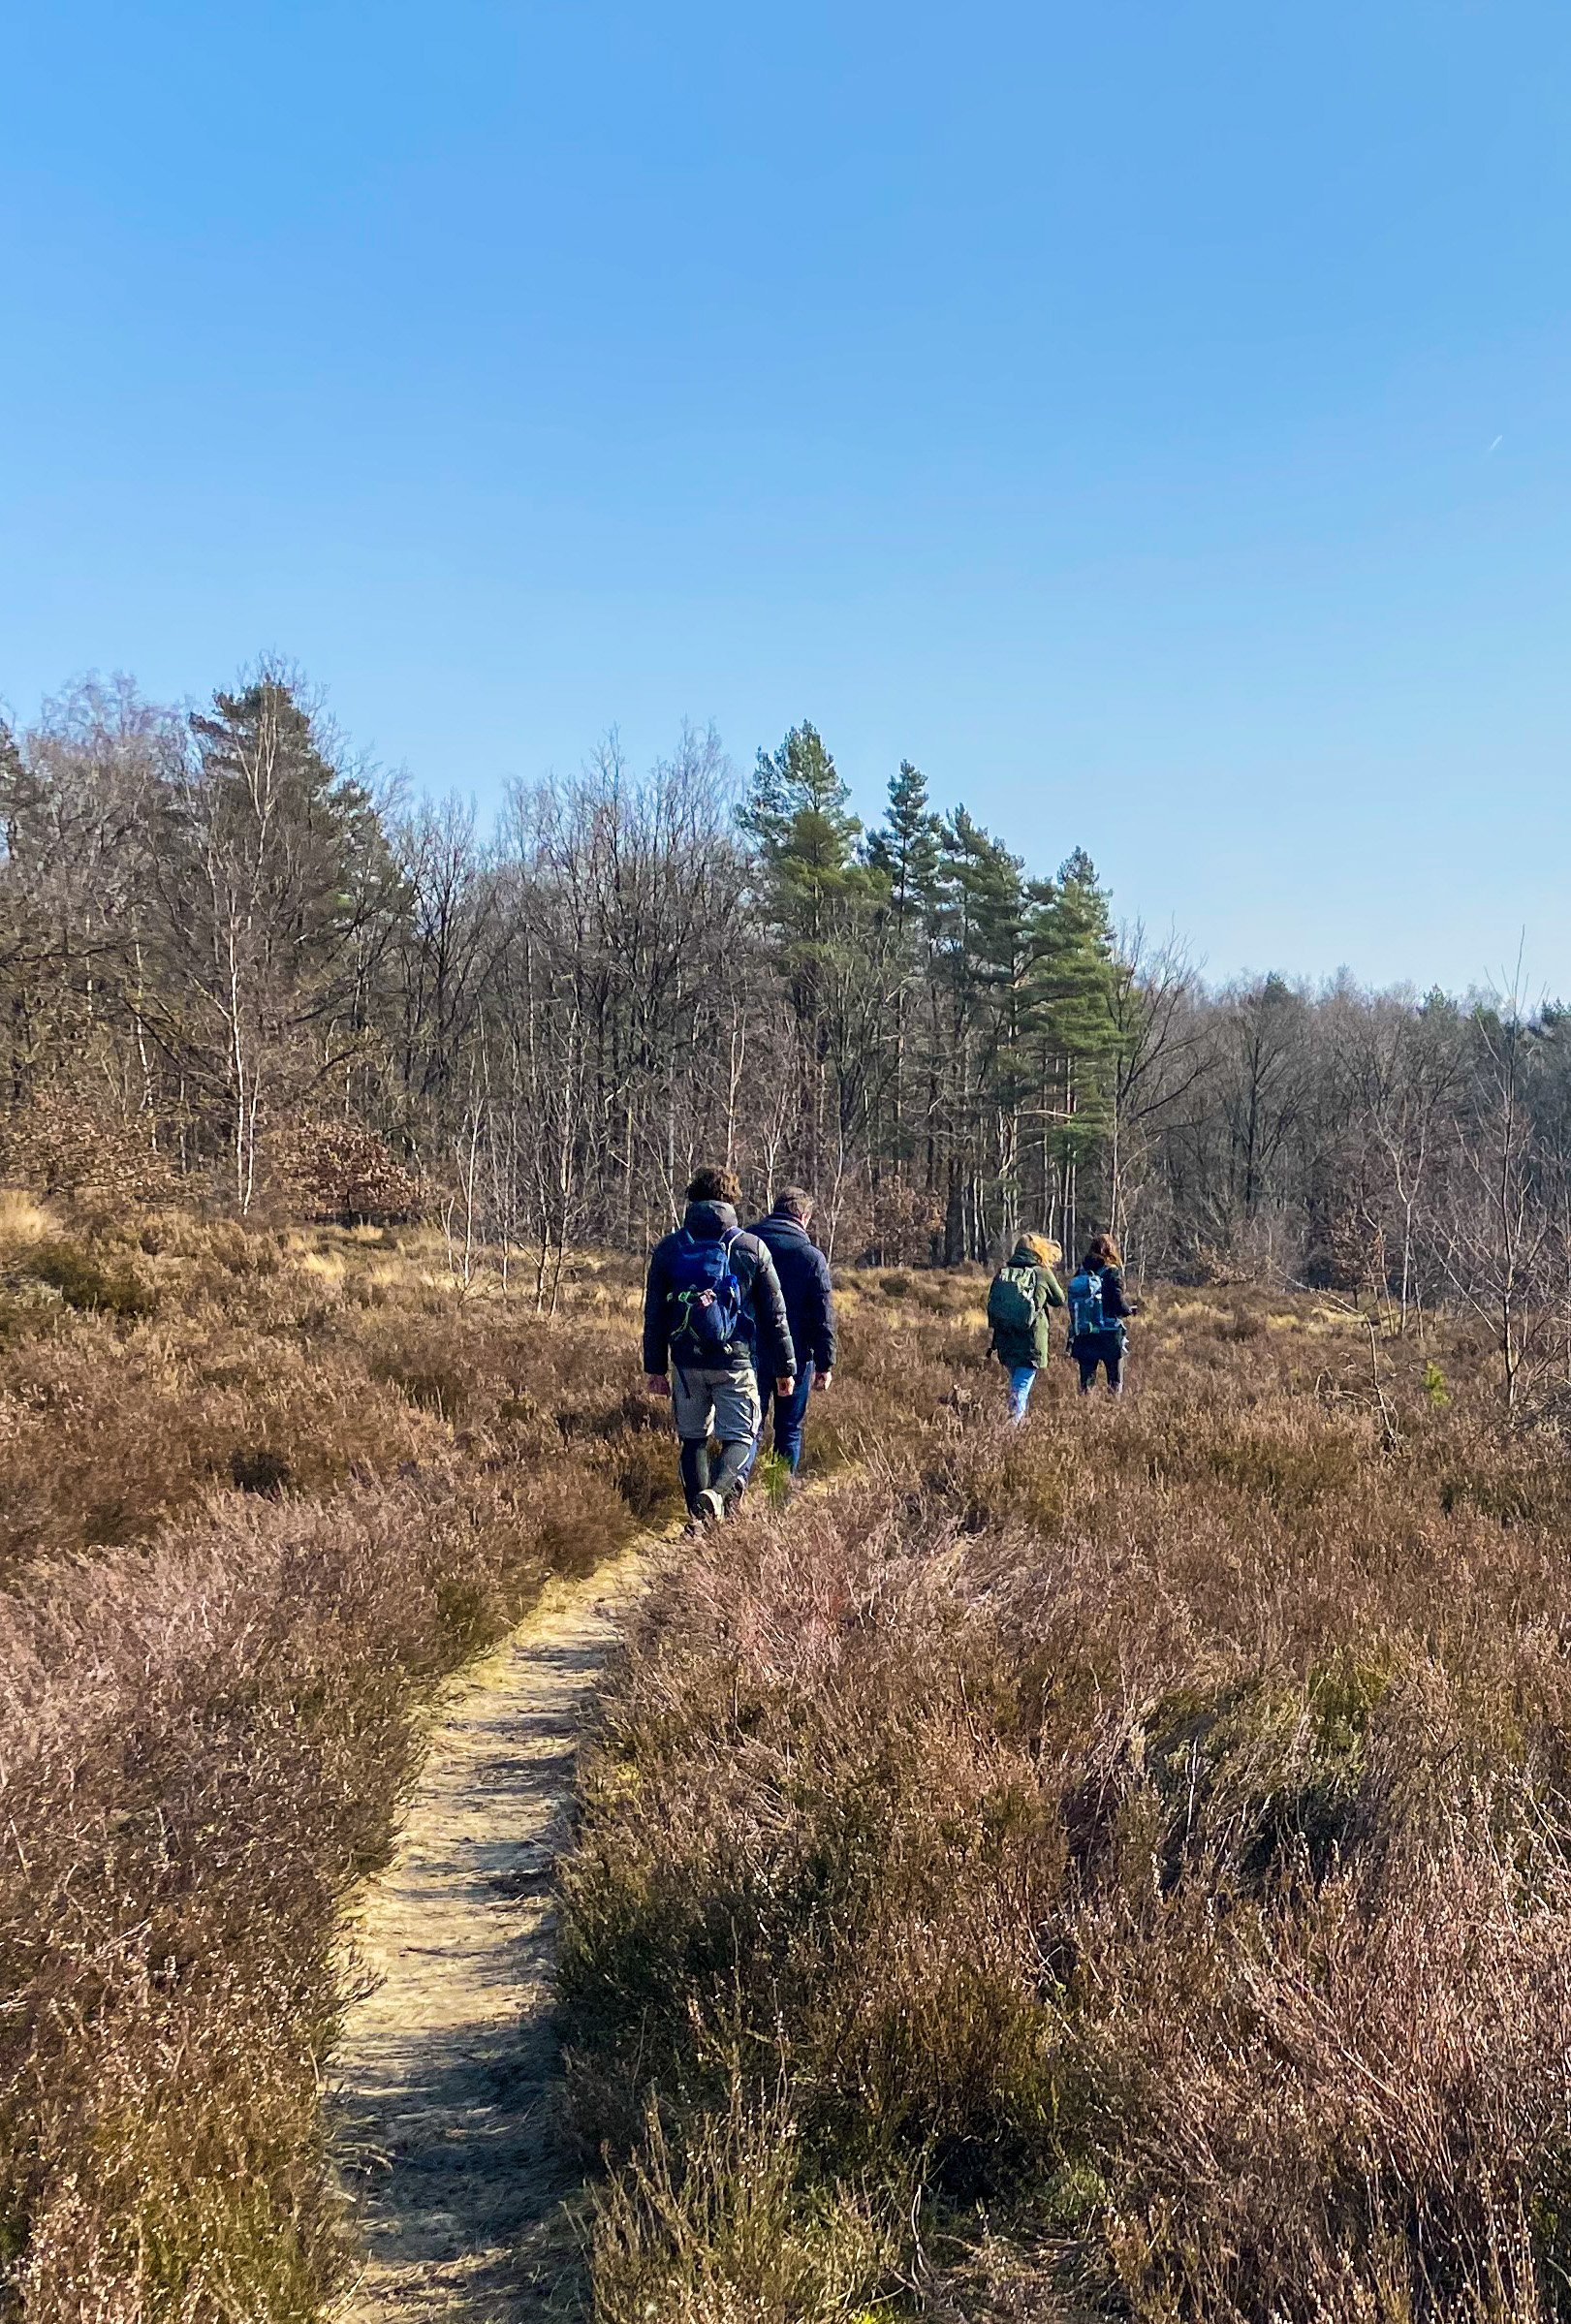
[330, 1538, 650, 2323]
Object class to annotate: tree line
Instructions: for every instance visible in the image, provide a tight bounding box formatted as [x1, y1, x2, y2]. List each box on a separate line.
[4, 663, 1570, 1386]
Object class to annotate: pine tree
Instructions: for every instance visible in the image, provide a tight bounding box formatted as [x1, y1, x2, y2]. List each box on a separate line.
[740, 724, 882, 1190]
[865, 760, 942, 936]
[865, 762, 944, 1192]
[741, 723, 867, 955]
[930, 808, 1031, 1257]
[1021, 849, 1120, 1253]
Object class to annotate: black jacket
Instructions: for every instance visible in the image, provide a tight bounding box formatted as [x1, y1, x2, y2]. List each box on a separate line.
[643, 1201, 796, 1379]
[1095, 1264, 1134, 1322]
[1072, 1260, 1134, 1343]
[748, 1208, 837, 1374]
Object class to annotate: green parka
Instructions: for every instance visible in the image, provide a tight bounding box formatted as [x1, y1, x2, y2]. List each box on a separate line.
[990, 1239, 1067, 1368]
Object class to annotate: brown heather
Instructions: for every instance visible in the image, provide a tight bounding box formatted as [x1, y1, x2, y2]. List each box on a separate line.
[561, 1282, 1571, 2323]
[0, 1207, 678, 2318]
[12, 1215, 1571, 2324]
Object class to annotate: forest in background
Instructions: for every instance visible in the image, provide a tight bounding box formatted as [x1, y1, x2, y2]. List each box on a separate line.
[4, 663, 1571, 1391]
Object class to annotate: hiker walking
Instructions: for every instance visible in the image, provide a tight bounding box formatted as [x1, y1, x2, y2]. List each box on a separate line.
[740, 1185, 837, 1482]
[644, 1166, 796, 1524]
[987, 1233, 1066, 1422]
[1067, 1231, 1138, 1397]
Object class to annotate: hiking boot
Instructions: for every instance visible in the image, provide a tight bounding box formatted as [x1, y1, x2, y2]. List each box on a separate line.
[694, 1488, 726, 1528]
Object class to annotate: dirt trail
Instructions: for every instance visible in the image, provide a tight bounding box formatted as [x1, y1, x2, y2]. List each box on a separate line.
[330, 1539, 650, 2323]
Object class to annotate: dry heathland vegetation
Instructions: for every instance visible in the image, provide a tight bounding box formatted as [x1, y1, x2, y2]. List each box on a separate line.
[560, 1279, 1571, 2324]
[6, 1205, 1571, 2323]
[0, 1196, 676, 2318]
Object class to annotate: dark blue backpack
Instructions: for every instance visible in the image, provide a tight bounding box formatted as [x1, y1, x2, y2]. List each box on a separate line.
[666, 1227, 746, 1363]
[1067, 1268, 1107, 1344]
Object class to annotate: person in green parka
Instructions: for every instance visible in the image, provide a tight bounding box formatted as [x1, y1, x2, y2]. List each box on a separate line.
[986, 1233, 1067, 1421]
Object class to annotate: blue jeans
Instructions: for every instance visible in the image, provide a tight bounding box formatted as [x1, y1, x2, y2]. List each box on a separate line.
[741, 1362, 815, 1479]
[1007, 1363, 1038, 1422]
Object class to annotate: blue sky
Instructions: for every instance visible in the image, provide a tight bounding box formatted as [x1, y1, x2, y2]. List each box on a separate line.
[4, 1, 1569, 993]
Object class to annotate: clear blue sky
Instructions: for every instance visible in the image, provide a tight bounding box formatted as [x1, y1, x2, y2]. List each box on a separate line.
[4, 1, 1569, 993]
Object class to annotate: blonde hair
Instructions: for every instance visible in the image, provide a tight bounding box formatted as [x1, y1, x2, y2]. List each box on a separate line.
[1021, 1233, 1061, 1269]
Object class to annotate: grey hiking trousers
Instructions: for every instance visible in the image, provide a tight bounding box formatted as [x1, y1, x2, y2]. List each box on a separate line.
[671, 1360, 762, 1516]
[671, 1360, 762, 1446]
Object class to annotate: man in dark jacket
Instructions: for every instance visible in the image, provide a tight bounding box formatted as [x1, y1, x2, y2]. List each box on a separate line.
[741, 1186, 837, 1477]
[644, 1166, 796, 1523]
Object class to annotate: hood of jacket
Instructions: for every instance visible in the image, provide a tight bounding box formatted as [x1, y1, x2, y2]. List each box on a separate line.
[759, 1209, 815, 1253]
[1008, 1237, 1042, 1269]
[683, 1199, 739, 1240]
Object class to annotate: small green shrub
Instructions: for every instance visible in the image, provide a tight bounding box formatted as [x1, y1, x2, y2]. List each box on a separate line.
[23, 1239, 157, 1318]
[590, 2083, 904, 2324]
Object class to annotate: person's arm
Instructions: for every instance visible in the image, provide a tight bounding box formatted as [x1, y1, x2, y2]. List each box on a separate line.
[748, 1241, 797, 1388]
[812, 1248, 837, 1379]
[1102, 1267, 1136, 1320]
[1042, 1268, 1066, 1308]
[643, 1246, 671, 1389]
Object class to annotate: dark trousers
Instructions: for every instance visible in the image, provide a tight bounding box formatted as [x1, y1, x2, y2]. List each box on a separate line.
[679, 1436, 753, 1512]
[1076, 1332, 1125, 1396]
[760, 1362, 815, 1471]
[739, 1362, 815, 1482]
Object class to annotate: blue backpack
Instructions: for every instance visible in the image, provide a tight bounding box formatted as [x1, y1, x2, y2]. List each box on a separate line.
[666, 1226, 746, 1363]
[1067, 1268, 1107, 1344]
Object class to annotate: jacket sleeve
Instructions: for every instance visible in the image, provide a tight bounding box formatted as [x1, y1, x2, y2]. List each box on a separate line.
[746, 1241, 797, 1378]
[643, 1243, 671, 1373]
[1101, 1267, 1133, 1321]
[1041, 1268, 1066, 1309]
[811, 1247, 837, 1371]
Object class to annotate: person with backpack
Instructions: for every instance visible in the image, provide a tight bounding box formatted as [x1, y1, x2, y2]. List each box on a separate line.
[738, 1185, 837, 1482]
[644, 1165, 797, 1524]
[987, 1233, 1066, 1421]
[1067, 1231, 1138, 1397]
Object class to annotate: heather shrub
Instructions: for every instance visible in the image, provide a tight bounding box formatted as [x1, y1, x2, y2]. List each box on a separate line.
[0, 1472, 563, 2315]
[561, 1285, 1571, 2321]
[0, 1215, 689, 1574]
[0, 1212, 684, 2314]
[20, 1235, 157, 1316]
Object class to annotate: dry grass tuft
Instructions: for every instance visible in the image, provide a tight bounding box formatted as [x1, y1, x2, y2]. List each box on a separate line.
[0, 1191, 56, 1254]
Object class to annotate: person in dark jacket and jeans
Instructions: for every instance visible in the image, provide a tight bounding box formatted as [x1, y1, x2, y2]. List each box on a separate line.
[740, 1186, 837, 1477]
[1069, 1231, 1138, 1397]
[644, 1166, 796, 1523]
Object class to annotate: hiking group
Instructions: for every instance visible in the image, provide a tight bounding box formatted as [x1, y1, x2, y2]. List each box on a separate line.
[985, 1228, 1138, 1416]
[644, 1165, 1138, 1525]
[644, 1166, 835, 1526]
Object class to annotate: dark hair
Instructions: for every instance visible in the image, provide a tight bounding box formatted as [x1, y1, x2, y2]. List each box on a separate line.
[686, 1165, 742, 1207]
[1084, 1231, 1121, 1270]
[773, 1185, 814, 1223]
